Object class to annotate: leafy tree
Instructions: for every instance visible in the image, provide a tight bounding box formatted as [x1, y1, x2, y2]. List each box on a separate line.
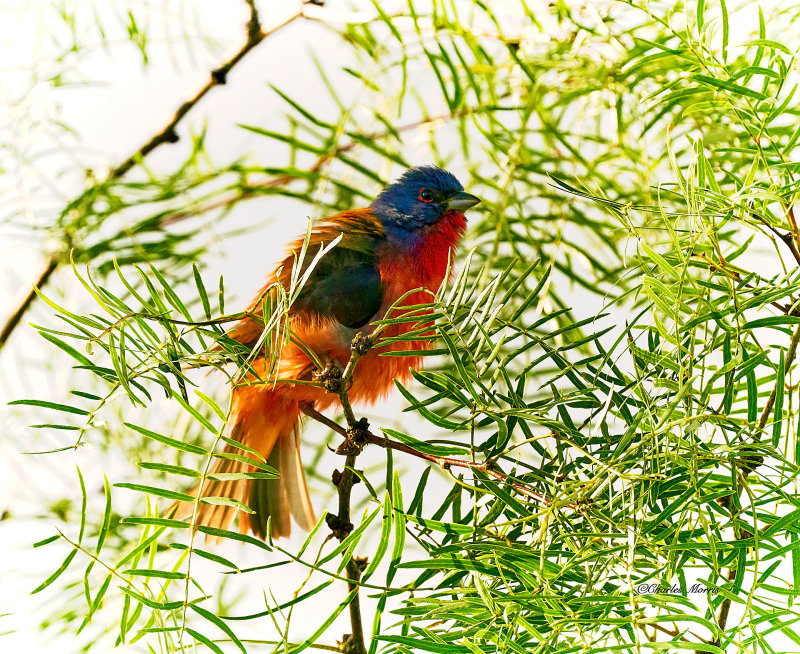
[4, 0, 800, 652]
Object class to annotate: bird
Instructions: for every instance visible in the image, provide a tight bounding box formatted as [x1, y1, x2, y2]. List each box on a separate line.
[172, 165, 480, 540]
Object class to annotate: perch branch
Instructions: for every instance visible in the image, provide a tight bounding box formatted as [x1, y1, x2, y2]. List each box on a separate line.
[313, 334, 375, 654]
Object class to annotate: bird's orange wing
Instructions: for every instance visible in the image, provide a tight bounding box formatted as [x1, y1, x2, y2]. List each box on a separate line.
[224, 209, 385, 349]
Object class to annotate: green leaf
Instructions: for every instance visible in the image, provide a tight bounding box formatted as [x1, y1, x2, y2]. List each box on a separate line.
[693, 73, 767, 100]
[194, 390, 227, 421]
[378, 635, 470, 653]
[38, 331, 93, 367]
[33, 534, 60, 548]
[362, 492, 393, 582]
[170, 543, 239, 570]
[170, 390, 216, 433]
[96, 475, 113, 557]
[125, 422, 208, 455]
[189, 603, 247, 654]
[137, 462, 202, 478]
[118, 586, 183, 611]
[381, 427, 470, 456]
[193, 264, 212, 319]
[186, 627, 225, 654]
[196, 525, 272, 551]
[8, 399, 89, 415]
[719, 0, 729, 61]
[185, 628, 224, 654]
[200, 496, 255, 514]
[123, 569, 187, 580]
[773, 349, 786, 447]
[114, 483, 195, 503]
[739, 38, 792, 55]
[388, 470, 405, 586]
[31, 548, 77, 594]
[120, 517, 191, 529]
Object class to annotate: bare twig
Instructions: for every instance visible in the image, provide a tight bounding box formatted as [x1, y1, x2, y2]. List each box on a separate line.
[300, 404, 551, 506]
[748, 209, 800, 267]
[112, 3, 301, 178]
[0, 2, 304, 353]
[0, 256, 57, 352]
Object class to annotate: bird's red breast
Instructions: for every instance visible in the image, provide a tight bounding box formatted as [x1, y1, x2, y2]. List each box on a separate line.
[378, 209, 467, 298]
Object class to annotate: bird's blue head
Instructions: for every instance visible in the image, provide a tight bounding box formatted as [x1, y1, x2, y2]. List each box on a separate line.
[370, 165, 480, 240]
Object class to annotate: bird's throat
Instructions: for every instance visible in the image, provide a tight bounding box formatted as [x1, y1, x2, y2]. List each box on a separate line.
[379, 210, 467, 295]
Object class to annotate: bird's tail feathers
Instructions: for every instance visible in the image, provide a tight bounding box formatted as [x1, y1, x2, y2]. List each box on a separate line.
[249, 423, 317, 539]
[168, 397, 315, 542]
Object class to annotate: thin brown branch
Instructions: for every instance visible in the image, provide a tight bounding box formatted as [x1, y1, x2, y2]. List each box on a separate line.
[640, 620, 703, 645]
[300, 403, 551, 506]
[339, 461, 367, 654]
[777, 231, 800, 267]
[110, 4, 301, 179]
[785, 203, 800, 264]
[314, 337, 372, 654]
[714, 566, 738, 638]
[159, 154, 337, 228]
[156, 109, 468, 228]
[749, 209, 800, 267]
[0, 2, 303, 354]
[694, 253, 796, 315]
[0, 256, 57, 352]
[757, 324, 800, 434]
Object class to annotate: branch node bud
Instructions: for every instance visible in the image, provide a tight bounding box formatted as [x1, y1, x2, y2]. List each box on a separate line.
[211, 68, 228, 85]
[326, 513, 353, 540]
[350, 332, 373, 356]
[314, 359, 344, 393]
[336, 418, 369, 455]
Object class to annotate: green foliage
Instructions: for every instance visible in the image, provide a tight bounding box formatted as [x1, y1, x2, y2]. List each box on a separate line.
[7, 0, 800, 652]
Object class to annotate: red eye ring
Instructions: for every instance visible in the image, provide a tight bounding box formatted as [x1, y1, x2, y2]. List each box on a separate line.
[419, 187, 434, 203]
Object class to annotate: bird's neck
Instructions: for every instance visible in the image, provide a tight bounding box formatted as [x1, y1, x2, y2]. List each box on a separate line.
[379, 210, 467, 295]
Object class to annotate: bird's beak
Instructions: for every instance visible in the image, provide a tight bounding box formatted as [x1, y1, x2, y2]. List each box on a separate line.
[443, 191, 481, 212]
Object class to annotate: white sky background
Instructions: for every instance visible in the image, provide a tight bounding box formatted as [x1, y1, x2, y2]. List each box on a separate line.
[0, 0, 794, 651]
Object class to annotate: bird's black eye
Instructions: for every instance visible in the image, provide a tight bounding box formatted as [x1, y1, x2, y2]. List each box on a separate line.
[419, 187, 434, 203]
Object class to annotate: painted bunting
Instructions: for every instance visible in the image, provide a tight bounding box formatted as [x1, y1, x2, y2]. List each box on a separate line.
[174, 165, 479, 539]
